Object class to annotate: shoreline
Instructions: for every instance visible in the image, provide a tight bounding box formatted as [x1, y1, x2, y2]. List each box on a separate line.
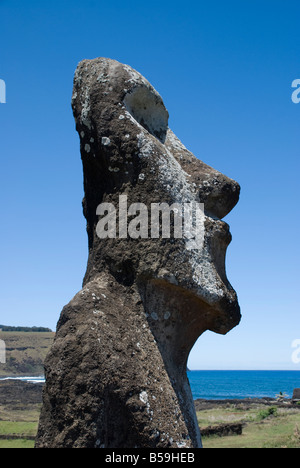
[0, 376, 298, 402]
[1, 379, 298, 407]
[195, 396, 300, 413]
[1, 376, 299, 409]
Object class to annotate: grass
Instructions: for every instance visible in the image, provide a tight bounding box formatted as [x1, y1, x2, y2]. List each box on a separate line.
[198, 404, 300, 448]
[0, 420, 38, 436]
[0, 395, 299, 448]
[0, 439, 35, 448]
[0, 404, 41, 449]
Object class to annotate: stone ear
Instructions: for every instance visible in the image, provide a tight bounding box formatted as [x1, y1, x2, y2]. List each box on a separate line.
[123, 86, 169, 143]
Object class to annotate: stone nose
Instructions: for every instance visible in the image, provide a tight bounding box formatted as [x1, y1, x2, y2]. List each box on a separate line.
[198, 172, 240, 219]
[164, 130, 240, 220]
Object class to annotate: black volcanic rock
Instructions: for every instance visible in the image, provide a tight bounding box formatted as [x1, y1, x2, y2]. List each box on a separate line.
[292, 388, 300, 401]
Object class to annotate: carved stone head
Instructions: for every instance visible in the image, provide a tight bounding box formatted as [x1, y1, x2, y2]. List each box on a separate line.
[36, 58, 240, 449]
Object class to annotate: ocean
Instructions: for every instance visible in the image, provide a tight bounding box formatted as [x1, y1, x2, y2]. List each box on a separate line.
[1, 371, 300, 400]
[188, 370, 300, 400]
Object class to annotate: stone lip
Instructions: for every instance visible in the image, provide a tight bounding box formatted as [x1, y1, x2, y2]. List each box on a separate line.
[35, 58, 241, 449]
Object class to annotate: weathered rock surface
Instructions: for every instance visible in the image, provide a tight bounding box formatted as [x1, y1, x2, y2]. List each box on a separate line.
[292, 388, 300, 401]
[35, 58, 241, 448]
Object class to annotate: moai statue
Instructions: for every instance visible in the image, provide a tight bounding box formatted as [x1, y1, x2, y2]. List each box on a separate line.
[36, 58, 240, 448]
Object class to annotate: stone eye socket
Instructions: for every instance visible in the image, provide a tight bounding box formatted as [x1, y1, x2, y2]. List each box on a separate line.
[123, 86, 169, 143]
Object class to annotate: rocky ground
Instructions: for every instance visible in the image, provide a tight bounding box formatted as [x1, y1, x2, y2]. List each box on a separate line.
[195, 396, 299, 411]
[0, 380, 299, 447]
[2, 379, 295, 411]
[0, 380, 44, 409]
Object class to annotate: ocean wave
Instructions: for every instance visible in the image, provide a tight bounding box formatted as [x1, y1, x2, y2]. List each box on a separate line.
[0, 375, 45, 384]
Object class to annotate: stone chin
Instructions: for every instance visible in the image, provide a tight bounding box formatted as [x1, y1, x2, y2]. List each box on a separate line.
[147, 226, 240, 358]
[186, 217, 241, 336]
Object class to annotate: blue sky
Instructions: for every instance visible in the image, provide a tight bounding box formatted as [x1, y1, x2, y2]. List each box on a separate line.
[0, 0, 299, 370]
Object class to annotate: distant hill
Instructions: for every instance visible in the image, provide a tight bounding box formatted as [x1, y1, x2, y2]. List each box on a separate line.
[0, 325, 52, 332]
[0, 330, 55, 377]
